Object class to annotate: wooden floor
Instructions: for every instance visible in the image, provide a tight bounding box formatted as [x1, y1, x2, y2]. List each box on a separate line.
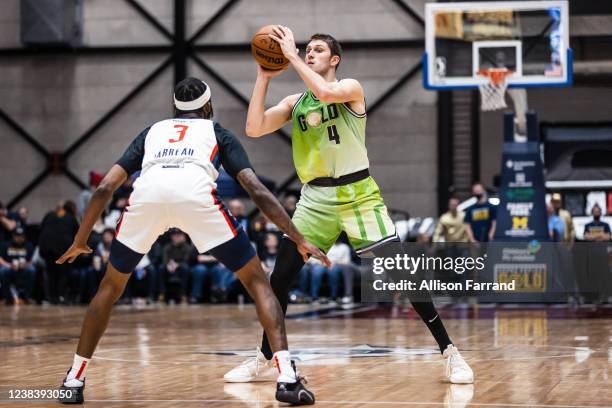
[1, 303, 612, 407]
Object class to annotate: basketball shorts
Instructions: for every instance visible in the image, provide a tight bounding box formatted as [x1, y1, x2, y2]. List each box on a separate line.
[292, 176, 397, 254]
[111, 164, 255, 273]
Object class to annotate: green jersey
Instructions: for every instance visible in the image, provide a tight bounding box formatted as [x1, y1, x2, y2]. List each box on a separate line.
[291, 90, 369, 183]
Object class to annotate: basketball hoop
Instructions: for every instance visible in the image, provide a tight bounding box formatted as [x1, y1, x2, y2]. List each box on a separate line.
[477, 68, 513, 111]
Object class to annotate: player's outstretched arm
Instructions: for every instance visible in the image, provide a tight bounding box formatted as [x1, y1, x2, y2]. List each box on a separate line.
[245, 66, 298, 138]
[236, 168, 330, 266]
[56, 165, 128, 264]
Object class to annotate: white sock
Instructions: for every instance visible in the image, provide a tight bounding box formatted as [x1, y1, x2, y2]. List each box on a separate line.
[273, 350, 297, 383]
[65, 354, 90, 384]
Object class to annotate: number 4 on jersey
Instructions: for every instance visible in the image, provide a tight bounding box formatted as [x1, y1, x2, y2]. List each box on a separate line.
[170, 125, 189, 143]
[327, 124, 340, 144]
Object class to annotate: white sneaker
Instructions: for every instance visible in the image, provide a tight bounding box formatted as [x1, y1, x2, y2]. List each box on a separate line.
[443, 345, 474, 384]
[340, 296, 354, 305]
[223, 347, 277, 383]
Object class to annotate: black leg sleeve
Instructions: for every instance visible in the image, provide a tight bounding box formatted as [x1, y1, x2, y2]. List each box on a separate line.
[405, 288, 453, 353]
[372, 244, 453, 354]
[260, 238, 306, 360]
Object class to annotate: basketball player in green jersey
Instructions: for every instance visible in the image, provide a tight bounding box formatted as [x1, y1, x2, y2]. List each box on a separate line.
[225, 26, 474, 384]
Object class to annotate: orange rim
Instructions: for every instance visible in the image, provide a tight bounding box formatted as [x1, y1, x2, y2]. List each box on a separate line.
[477, 68, 513, 86]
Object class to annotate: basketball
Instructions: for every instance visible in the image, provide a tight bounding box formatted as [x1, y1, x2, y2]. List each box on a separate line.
[251, 25, 289, 70]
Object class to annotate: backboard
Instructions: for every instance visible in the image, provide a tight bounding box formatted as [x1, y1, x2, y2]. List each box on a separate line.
[424, 1, 571, 90]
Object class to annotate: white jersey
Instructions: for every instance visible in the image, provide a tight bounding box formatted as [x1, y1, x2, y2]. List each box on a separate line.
[114, 117, 253, 254]
[140, 118, 219, 181]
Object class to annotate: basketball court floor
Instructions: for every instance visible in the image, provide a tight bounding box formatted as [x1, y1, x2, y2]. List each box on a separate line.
[2, 303, 612, 407]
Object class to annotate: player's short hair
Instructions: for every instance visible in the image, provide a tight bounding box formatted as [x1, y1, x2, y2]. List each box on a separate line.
[174, 77, 212, 116]
[310, 33, 342, 69]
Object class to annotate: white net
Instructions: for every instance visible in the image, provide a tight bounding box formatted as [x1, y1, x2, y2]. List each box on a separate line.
[478, 68, 512, 111]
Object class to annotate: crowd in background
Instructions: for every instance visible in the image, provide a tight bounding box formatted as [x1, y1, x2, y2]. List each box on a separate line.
[434, 183, 610, 245]
[0, 173, 360, 306]
[2, 176, 610, 307]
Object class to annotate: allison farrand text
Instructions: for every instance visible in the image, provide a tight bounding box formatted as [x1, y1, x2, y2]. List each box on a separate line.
[372, 279, 516, 292]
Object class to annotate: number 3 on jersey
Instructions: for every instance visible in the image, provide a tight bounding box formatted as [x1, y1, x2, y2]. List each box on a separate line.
[327, 124, 340, 144]
[170, 125, 189, 143]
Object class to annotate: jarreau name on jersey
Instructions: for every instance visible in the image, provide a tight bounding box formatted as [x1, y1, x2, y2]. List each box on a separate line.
[153, 147, 195, 159]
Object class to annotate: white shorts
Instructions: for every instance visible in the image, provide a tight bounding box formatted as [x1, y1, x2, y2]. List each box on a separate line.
[115, 164, 239, 254]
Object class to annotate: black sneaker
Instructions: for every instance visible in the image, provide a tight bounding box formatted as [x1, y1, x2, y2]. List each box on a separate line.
[58, 371, 85, 404]
[275, 361, 315, 405]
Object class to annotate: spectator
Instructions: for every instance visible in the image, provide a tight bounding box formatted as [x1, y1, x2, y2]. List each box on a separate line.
[464, 183, 497, 243]
[583, 204, 611, 242]
[89, 216, 107, 248]
[551, 193, 575, 244]
[90, 228, 115, 297]
[104, 197, 127, 229]
[305, 256, 341, 303]
[228, 199, 249, 232]
[260, 233, 279, 277]
[190, 249, 234, 303]
[15, 206, 39, 246]
[326, 240, 355, 304]
[129, 254, 158, 304]
[0, 227, 36, 305]
[110, 176, 134, 210]
[250, 214, 282, 254]
[161, 229, 193, 304]
[0, 201, 17, 244]
[289, 265, 311, 304]
[581, 204, 611, 303]
[248, 214, 266, 243]
[38, 201, 79, 304]
[305, 237, 351, 303]
[433, 197, 468, 243]
[78, 171, 104, 220]
[282, 195, 298, 218]
[146, 239, 165, 302]
[547, 203, 565, 242]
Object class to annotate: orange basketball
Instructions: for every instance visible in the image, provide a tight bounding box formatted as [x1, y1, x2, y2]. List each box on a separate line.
[251, 25, 289, 70]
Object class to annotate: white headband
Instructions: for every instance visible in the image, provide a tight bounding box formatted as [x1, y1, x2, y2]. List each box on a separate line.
[173, 81, 211, 111]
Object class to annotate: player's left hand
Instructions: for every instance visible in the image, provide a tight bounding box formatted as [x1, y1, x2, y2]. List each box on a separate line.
[56, 242, 93, 264]
[269, 25, 299, 59]
[296, 239, 331, 267]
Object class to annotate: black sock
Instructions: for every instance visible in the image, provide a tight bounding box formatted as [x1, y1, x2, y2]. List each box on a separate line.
[261, 238, 305, 360]
[406, 290, 453, 354]
[371, 244, 452, 354]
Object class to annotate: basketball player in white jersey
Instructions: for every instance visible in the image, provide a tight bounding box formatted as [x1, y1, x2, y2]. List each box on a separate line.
[56, 78, 327, 405]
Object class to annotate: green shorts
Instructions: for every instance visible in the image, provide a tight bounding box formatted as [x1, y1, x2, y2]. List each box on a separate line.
[292, 177, 397, 254]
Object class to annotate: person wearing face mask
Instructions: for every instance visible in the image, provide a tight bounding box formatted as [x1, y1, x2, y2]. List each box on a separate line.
[464, 183, 497, 243]
[582, 204, 612, 304]
[583, 204, 611, 242]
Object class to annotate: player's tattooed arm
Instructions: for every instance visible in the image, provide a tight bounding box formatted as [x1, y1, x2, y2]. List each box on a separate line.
[236, 168, 330, 266]
[236, 168, 301, 241]
[57, 165, 128, 264]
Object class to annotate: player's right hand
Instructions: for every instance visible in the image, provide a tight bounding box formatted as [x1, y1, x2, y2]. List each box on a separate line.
[296, 239, 331, 267]
[257, 63, 287, 79]
[56, 242, 93, 264]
